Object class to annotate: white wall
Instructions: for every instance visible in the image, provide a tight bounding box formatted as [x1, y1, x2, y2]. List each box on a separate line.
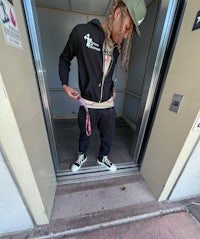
[0, 150, 33, 235]
[169, 136, 200, 200]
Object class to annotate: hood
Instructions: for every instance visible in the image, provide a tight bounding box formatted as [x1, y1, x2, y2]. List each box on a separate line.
[89, 19, 105, 33]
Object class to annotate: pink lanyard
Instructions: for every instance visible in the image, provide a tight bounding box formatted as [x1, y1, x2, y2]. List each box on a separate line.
[77, 96, 92, 136]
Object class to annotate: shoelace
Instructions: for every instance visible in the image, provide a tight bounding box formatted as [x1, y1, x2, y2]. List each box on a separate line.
[103, 156, 112, 166]
[77, 96, 92, 136]
[76, 154, 85, 164]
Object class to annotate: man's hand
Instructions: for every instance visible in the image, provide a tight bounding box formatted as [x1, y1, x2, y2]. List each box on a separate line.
[63, 85, 79, 99]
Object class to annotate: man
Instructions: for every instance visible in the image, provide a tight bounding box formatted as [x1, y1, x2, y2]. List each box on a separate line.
[59, 0, 146, 172]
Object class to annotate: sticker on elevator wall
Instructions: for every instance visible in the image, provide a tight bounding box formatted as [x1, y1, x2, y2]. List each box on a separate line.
[193, 114, 200, 131]
[192, 11, 200, 32]
[0, 0, 22, 49]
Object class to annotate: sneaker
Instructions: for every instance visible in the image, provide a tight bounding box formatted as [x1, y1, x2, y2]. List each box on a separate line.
[71, 153, 87, 172]
[97, 156, 117, 171]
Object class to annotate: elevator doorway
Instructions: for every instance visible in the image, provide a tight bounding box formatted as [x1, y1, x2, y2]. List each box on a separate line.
[23, 0, 185, 182]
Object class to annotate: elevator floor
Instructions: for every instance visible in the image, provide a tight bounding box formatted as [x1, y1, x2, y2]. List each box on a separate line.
[54, 117, 134, 171]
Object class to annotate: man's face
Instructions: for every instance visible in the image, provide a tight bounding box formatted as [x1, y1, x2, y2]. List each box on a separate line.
[111, 8, 133, 44]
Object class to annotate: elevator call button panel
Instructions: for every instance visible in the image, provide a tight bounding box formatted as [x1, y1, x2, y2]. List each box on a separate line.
[169, 94, 183, 113]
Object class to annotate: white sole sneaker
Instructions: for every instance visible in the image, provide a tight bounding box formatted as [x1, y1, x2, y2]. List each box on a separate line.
[97, 156, 117, 171]
[71, 154, 87, 172]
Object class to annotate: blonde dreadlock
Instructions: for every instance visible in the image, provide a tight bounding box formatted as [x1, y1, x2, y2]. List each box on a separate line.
[105, 0, 135, 71]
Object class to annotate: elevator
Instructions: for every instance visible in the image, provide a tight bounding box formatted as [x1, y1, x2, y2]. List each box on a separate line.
[22, 0, 186, 183]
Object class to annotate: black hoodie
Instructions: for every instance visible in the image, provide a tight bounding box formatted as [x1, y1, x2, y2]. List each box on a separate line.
[59, 19, 119, 103]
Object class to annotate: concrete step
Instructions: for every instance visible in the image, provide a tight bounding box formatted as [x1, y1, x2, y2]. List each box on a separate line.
[3, 200, 187, 239]
[1, 175, 191, 239]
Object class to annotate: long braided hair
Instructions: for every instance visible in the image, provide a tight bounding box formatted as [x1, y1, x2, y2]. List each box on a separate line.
[105, 0, 135, 70]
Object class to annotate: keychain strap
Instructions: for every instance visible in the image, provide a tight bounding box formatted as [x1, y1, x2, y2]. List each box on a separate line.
[77, 96, 92, 136]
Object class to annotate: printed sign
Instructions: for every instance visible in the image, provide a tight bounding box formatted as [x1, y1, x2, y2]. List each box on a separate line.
[0, 0, 22, 48]
[169, 94, 183, 113]
[192, 11, 200, 32]
[193, 114, 200, 131]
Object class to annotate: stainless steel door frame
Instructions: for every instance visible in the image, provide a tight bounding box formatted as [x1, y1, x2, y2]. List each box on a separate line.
[22, 0, 186, 176]
[132, 0, 187, 163]
[22, 0, 59, 170]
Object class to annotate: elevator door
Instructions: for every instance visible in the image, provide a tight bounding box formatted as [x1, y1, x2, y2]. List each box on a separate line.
[23, 0, 183, 183]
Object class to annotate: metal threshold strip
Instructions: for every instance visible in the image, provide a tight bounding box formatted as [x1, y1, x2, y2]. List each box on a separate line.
[56, 162, 139, 185]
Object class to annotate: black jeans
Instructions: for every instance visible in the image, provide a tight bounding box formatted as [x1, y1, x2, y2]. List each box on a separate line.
[78, 106, 116, 157]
